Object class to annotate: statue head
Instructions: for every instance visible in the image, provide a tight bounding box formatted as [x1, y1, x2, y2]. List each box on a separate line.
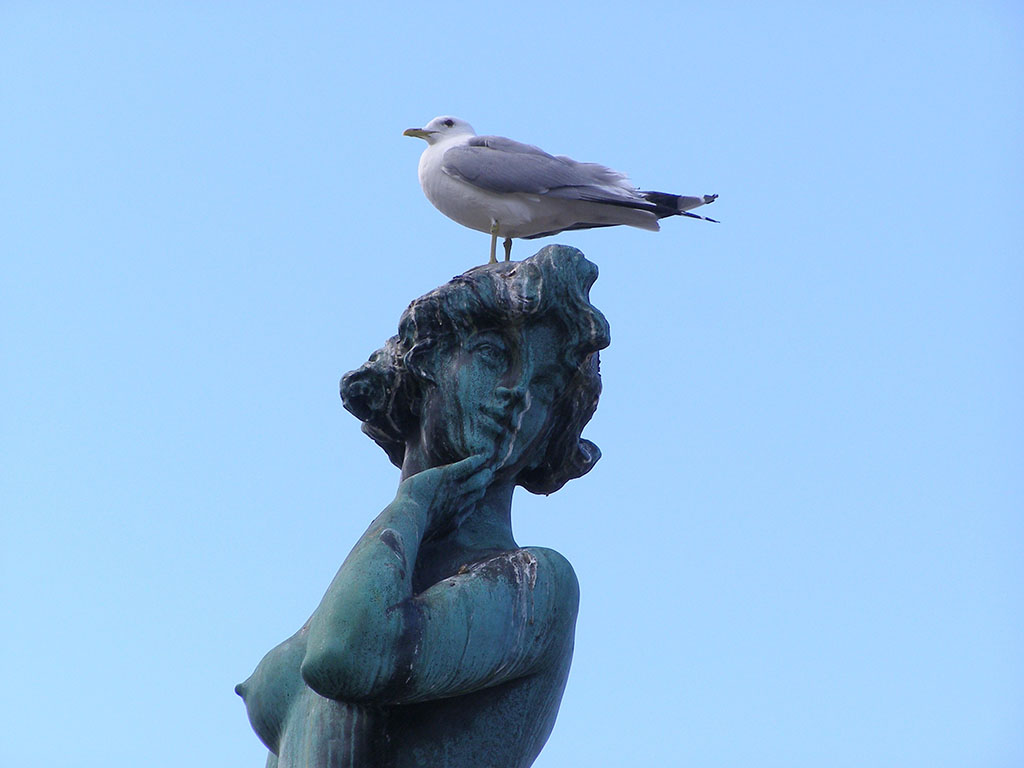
[341, 245, 610, 495]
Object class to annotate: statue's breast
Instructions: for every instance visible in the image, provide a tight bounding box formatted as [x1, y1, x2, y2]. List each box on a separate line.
[235, 626, 309, 754]
[237, 625, 384, 766]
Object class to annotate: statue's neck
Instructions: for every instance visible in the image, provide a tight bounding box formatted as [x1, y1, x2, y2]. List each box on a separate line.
[450, 480, 517, 551]
[401, 440, 519, 551]
[402, 459, 519, 588]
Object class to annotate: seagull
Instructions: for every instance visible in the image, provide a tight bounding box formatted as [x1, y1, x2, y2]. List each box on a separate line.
[403, 116, 718, 264]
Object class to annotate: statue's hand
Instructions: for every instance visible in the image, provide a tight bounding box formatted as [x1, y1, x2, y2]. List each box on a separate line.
[396, 455, 494, 539]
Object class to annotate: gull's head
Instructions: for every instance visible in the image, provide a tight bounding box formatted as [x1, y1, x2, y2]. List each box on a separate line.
[403, 116, 476, 145]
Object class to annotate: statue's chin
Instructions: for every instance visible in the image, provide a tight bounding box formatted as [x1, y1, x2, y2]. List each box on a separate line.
[431, 429, 501, 468]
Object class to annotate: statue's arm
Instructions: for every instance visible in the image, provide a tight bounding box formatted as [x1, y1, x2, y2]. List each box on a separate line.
[392, 545, 579, 704]
[299, 481, 432, 703]
[300, 461, 578, 704]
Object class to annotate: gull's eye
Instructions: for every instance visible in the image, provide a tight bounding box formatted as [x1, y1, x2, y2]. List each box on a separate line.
[443, 118, 455, 128]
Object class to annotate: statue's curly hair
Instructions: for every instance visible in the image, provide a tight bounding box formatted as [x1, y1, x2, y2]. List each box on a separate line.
[340, 245, 610, 495]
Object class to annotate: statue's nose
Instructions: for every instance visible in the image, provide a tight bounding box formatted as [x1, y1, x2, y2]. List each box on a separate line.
[494, 384, 526, 408]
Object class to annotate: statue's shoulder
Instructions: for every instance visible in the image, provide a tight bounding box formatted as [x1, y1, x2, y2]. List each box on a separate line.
[520, 546, 580, 615]
[522, 546, 577, 582]
[458, 546, 578, 610]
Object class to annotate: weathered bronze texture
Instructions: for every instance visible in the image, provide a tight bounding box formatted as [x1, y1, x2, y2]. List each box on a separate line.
[237, 245, 609, 767]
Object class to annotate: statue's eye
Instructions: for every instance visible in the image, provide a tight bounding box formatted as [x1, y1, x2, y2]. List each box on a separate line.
[443, 118, 454, 128]
[470, 338, 508, 367]
[530, 373, 562, 405]
[476, 343, 502, 361]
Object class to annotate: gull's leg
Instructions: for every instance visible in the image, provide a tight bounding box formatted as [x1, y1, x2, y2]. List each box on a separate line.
[503, 237, 513, 261]
[488, 221, 499, 264]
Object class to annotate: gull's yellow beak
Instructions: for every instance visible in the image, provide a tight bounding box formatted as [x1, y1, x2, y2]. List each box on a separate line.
[403, 127, 434, 139]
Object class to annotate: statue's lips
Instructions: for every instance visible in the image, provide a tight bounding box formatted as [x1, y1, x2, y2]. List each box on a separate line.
[478, 406, 514, 430]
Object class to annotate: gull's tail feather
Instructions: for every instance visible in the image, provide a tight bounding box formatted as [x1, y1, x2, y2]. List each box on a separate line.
[641, 191, 719, 222]
[678, 210, 720, 223]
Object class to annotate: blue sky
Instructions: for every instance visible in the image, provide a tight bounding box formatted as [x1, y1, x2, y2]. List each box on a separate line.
[2, 2, 1021, 766]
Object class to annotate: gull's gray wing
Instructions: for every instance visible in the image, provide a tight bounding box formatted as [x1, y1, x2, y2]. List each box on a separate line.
[441, 135, 649, 206]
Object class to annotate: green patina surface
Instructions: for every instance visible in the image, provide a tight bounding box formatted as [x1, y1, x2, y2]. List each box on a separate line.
[237, 246, 609, 767]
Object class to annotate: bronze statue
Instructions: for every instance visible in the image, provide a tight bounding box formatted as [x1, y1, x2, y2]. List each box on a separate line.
[237, 245, 609, 767]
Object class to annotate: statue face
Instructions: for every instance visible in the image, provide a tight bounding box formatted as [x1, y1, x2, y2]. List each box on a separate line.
[418, 319, 569, 473]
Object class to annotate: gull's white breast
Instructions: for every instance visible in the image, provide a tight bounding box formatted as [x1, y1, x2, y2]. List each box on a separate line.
[418, 139, 536, 237]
